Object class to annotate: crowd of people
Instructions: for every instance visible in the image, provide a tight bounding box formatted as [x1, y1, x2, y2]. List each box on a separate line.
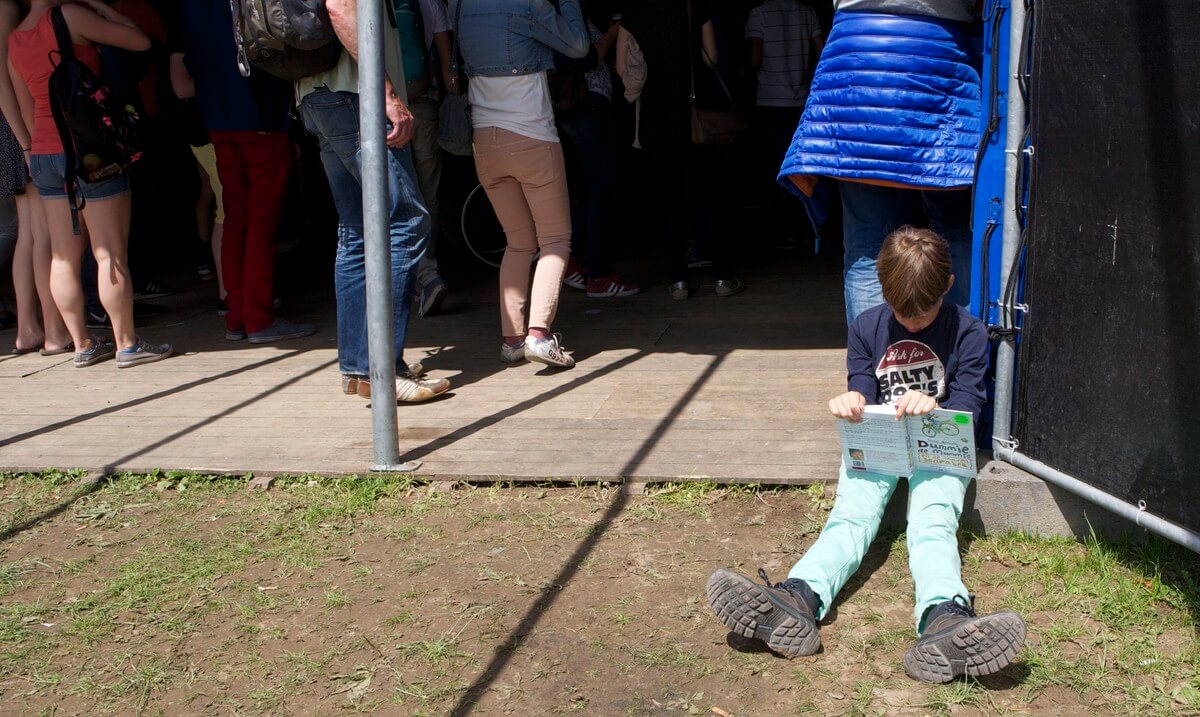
[0, 0, 1026, 686]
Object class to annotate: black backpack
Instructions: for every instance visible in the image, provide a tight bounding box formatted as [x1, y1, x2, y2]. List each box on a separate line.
[230, 0, 342, 82]
[47, 7, 143, 216]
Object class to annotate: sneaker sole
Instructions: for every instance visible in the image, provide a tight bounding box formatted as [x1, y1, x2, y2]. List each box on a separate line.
[706, 569, 821, 658]
[903, 612, 1026, 684]
[587, 289, 640, 298]
[248, 330, 316, 344]
[74, 352, 115, 368]
[117, 348, 175, 369]
[525, 353, 575, 369]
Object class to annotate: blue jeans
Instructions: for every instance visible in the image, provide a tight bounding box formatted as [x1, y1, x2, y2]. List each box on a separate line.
[301, 89, 430, 376]
[840, 181, 972, 324]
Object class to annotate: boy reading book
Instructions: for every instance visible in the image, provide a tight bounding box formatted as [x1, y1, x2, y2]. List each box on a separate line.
[707, 227, 1026, 683]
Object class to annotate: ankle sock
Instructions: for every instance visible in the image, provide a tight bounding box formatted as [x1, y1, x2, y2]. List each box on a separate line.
[504, 336, 525, 348]
[528, 327, 550, 341]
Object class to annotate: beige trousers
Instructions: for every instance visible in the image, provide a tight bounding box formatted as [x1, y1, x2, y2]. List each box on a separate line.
[473, 127, 571, 337]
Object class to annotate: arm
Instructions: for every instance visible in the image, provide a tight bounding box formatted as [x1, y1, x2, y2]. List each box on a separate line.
[811, 33, 825, 63]
[432, 30, 459, 93]
[326, 0, 413, 148]
[843, 320, 880, 416]
[749, 37, 762, 69]
[8, 58, 33, 157]
[63, 2, 151, 52]
[939, 320, 989, 423]
[0, 3, 29, 151]
[523, 0, 589, 59]
[169, 53, 195, 100]
[595, 20, 619, 62]
[746, 8, 762, 69]
[700, 20, 717, 67]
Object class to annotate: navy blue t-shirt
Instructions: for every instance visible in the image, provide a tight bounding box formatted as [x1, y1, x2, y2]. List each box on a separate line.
[846, 302, 989, 423]
[172, 0, 291, 133]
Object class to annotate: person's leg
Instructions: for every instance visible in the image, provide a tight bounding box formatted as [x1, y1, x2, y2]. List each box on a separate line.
[694, 144, 738, 282]
[787, 463, 902, 619]
[905, 470, 973, 632]
[301, 90, 367, 377]
[651, 139, 690, 285]
[212, 133, 249, 334]
[409, 100, 444, 289]
[921, 189, 973, 308]
[514, 138, 572, 335]
[11, 194, 43, 349]
[474, 129, 539, 339]
[22, 190, 67, 348]
[80, 195, 137, 349]
[839, 181, 915, 323]
[579, 98, 615, 281]
[238, 131, 291, 333]
[383, 142, 430, 360]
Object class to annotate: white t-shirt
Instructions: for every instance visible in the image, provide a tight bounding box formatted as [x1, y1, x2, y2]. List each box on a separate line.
[746, 0, 822, 108]
[468, 72, 558, 143]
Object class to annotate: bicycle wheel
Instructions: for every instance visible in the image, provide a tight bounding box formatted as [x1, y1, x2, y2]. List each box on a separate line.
[921, 425, 938, 438]
[940, 423, 961, 437]
[460, 183, 506, 269]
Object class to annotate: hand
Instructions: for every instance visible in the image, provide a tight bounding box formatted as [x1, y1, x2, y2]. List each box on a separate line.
[828, 391, 867, 423]
[385, 94, 414, 148]
[893, 391, 938, 419]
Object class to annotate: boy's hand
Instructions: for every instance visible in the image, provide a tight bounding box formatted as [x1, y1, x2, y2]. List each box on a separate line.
[829, 391, 867, 422]
[893, 391, 938, 419]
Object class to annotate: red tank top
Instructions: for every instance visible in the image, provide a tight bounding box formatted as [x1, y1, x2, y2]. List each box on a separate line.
[9, 11, 104, 156]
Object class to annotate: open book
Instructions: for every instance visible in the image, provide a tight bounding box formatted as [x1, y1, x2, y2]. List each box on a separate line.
[838, 406, 977, 479]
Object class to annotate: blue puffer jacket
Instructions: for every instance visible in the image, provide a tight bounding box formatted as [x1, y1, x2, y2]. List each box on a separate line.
[779, 11, 981, 197]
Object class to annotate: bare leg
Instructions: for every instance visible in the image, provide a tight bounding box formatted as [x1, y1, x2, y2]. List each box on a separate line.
[42, 198, 91, 349]
[212, 221, 225, 300]
[26, 190, 69, 350]
[79, 195, 136, 349]
[12, 193, 42, 350]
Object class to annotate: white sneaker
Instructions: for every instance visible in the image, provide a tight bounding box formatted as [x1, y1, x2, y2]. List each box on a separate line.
[524, 334, 575, 369]
[396, 374, 450, 403]
[501, 341, 526, 364]
[669, 281, 689, 301]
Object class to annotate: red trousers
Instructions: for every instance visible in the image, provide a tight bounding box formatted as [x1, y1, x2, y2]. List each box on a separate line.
[212, 131, 291, 334]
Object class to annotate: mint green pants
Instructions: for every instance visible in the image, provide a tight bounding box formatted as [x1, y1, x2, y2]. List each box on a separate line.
[788, 462, 972, 632]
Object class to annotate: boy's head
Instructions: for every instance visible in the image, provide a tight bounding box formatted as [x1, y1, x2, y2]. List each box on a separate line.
[877, 226, 955, 331]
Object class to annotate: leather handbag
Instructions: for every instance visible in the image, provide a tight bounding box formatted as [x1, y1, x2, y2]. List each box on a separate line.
[437, 1, 473, 156]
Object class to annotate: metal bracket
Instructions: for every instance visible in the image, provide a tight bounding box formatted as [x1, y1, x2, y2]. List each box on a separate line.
[1135, 500, 1148, 529]
[371, 461, 423, 474]
[993, 299, 1030, 316]
[994, 437, 1020, 457]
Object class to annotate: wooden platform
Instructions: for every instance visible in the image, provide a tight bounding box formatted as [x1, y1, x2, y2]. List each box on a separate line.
[0, 258, 850, 482]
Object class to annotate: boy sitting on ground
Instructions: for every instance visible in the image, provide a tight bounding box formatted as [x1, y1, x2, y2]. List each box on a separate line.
[706, 227, 1026, 683]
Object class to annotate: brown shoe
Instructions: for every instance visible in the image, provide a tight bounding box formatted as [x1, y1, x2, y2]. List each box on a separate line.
[341, 363, 426, 398]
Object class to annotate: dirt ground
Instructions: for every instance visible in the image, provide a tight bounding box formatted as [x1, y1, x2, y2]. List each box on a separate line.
[0, 473, 1197, 716]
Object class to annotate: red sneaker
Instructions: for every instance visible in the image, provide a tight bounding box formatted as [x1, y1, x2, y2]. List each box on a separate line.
[587, 274, 641, 298]
[563, 259, 588, 290]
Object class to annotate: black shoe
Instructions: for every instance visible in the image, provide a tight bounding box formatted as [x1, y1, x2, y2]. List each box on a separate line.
[134, 301, 165, 319]
[86, 309, 110, 329]
[133, 279, 176, 301]
[903, 596, 1026, 684]
[707, 568, 821, 657]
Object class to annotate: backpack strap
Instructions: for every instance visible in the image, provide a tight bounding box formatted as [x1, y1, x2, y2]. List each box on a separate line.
[449, 0, 463, 93]
[47, 6, 84, 234]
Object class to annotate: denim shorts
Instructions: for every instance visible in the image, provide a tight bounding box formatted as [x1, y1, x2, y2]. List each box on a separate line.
[30, 153, 129, 201]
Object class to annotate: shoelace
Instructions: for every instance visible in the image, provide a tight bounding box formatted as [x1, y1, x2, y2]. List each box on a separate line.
[757, 567, 782, 589]
[942, 595, 976, 619]
[546, 334, 568, 361]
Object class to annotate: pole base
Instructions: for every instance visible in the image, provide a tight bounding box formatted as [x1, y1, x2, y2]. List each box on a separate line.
[370, 461, 423, 474]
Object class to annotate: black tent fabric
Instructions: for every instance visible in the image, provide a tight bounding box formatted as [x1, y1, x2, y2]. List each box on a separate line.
[1015, 0, 1200, 532]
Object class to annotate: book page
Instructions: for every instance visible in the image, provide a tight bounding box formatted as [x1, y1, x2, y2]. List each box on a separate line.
[839, 405, 914, 476]
[907, 409, 977, 479]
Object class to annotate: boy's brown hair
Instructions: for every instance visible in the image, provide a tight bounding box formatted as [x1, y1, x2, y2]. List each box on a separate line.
[876, 226, 953, 317]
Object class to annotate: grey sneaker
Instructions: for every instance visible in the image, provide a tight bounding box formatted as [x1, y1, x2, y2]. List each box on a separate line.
[417, 277, 449, 318]
[73, 338, 116, 368]
[248, 319, 317, 344]
[524, 334, 575, 369]
[715, 278, 746, 297]
[395, 374, 451, 403]
[226, 329, 247, 341]
[903, 596, 1026, 684]
[501, 341, 526, 364]
[707, 568, 822, 658]
[669, 281, 689, 301]
[116, 339, 174, 368]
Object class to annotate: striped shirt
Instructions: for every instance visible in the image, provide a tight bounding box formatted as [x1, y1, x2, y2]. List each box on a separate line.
[746, 0, 823, 108]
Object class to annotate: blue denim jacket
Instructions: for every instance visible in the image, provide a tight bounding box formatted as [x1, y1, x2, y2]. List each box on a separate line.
[450, 0, 590, 78]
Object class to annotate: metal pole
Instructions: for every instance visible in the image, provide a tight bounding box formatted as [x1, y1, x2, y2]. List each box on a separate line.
[996, 445, 1200, 553]
[358, 0, 410, 472]
[992, 0, 1026, 451]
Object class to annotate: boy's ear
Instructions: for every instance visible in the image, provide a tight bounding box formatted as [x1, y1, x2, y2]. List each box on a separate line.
[944, 274, 956, 296]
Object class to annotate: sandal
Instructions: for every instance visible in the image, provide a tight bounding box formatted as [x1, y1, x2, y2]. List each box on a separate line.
[39, 342, 75, 357]
[10, 345, 39, 355]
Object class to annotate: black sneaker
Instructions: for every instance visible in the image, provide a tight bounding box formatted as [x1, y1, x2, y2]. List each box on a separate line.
[133, 279, 176, 301]
[86, 309, 111, 329]
[134, 301, 165, 319]
[903, 596, 1026, 684]
[707, 568, 821, 657]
